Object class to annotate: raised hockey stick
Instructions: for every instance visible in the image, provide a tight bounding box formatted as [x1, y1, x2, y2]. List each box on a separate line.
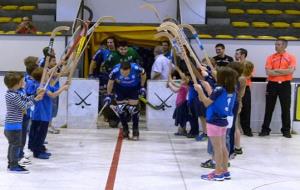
[140, 3, 162, 22]
[139, 97, 168, 111]
[66, 16, 116, 85]
[180, 24, 212, 67]
[158, 23, 206, 80]
[154, 31, 182, 56]
[160, 22, 203, 68]
[43, 24, 84, 89]
[40, 26, 70, 88]
[155, 30, 204, 82]
[157, 26, 198, 84]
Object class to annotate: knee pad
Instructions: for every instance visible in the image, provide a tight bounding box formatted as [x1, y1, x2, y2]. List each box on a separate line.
[115, 104, 127, 115]
[127, 105, 140, 116]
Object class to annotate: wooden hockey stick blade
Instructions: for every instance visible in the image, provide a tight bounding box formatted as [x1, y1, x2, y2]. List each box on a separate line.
[157, 26, 198, 84]
[154, 32, 183, 55]
[139, 97, 164, 111]
[98, 102, 108, 116]
[158, 25, 203, 77]
[180, 24, 212, 67]
[44, 26, 83, 89]
[66, 21, 89, 84]
[66, 16, 116, 85]
[41, 26, 70, 88]
[140, 3, 162, 22]
[160, 22, 202, 64]
[87, 16, 116, 35]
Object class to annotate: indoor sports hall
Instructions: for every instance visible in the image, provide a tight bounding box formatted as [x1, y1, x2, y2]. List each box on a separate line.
[0, 0, 300, 190]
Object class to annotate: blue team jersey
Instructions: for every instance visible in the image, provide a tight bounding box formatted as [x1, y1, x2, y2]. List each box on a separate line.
[188, 84, 197, 104]
[93, 48, 111, 66]
[109, 63, 144, 88]
[38, 57, 45, 67]
[29, 81, 59, 122]
[206, 86, 236, 127]
[164, 51, 173, 61]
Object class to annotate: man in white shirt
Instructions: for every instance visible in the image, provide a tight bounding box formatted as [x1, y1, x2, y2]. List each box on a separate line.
[151, 46, 171, 80]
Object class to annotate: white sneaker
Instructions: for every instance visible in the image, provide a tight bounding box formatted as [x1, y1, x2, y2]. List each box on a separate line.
[18, 157, 32, 166]
[49, 126, 60, 134]
[24, 150, 33, 159]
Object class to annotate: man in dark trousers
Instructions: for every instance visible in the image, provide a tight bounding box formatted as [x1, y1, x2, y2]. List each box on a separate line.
[259, 39, 296, 138]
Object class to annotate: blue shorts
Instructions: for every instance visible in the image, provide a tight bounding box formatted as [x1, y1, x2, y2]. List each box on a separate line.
[115, 85, 139, 101]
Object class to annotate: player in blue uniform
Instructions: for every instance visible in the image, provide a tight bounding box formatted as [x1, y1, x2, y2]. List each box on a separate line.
[89, 37, 116, 84]
[104, 61, 146, 140]
[194, 66, 237, 181]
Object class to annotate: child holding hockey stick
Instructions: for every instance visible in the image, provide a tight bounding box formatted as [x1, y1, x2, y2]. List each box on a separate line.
[4, 72, 44, 173]
[194, 66, 237, 181]
[167, 66, 190, 136]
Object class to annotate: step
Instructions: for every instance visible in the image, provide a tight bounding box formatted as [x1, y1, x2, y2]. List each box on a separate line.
[38, 3, 56, 10]
[206, 6, 227, 12]
[32, 15, 55, 22]
[207, 18, 231, 25]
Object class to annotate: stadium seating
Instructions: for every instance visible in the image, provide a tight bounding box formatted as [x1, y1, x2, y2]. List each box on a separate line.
[202, 0, 300, 40]
[199, 34, 213, 39]
[232, 21, 250, 27]
[256, 35, 277, 39]
[2, 5, 18, 10]
[215, 34, 234, 39]
[236, 35, 255, 39]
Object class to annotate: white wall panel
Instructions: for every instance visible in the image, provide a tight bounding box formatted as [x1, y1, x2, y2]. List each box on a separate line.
[57, 0, 82, 22]
[84, 0, 177, 23]
[179, 0, 206, 24]
[0, 35, 66, 72]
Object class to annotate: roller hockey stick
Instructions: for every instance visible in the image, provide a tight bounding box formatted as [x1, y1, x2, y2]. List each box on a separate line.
[154, 31, 182, 56]
[44, 24, 84, 89]
[139, 97, 166, 111]
[40, 26, 70, 89]
[66, 16, 116, 85]
[98, 102, 109, 117]
[157, 25, 198, 84]
[139, 93, 173, 111]
[160, 22, 203, 69]
[155, 31, 203, 82]
[180, 24, 213, 67]
[140, 3, 162, 22]
[157, 24, 204, 82]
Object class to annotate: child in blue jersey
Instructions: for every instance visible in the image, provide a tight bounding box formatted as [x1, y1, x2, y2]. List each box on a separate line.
[104, 61, 146, 140]
[28, 68, 69, 159]
[47, 57, 61, 134]
[18, 57, 39, 166]
[194, 59, 217, 141]
[4, 72, 44, 174]
[194, 66, 237, 181]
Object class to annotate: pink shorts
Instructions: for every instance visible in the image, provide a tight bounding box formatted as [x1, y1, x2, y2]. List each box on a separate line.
[207, 123, 227, 137]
